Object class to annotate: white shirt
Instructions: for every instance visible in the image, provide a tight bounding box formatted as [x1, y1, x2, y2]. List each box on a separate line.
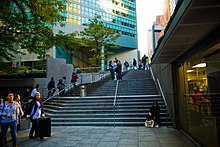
[31, 101, 41, 119]
[31, 88, 38, 97]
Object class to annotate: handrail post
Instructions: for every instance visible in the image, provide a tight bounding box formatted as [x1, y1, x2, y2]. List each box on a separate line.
[57, 92, 59, 109]
[113, 80, 119, 127]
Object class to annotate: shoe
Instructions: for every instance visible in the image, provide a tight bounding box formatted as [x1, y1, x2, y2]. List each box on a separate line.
[155, 125, 159, 128]
[39, 136, 44, 140]
[13, 143, 18, 147]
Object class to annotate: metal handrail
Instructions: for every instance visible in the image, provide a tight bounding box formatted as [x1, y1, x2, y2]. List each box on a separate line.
[156, 79, 169, 127]
[113, 80, 119, 127]
[149, 67, 156, 82]
[157, 79, 167, 106]
[149, 66, 169, 127]
[43, 83, 75, 103]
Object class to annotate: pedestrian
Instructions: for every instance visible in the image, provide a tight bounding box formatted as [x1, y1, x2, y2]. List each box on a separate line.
[23, 88, 31, 103]
[14, 94, 24, 133]
[133, 58, 137, 70]
[47, 77, 56, 98]
[71, 73, 78, 87]
[123, 60, 129, 71]
[142, 54, 147, 70]
[108, 60, 114, 80]
[115, 57, 118, 63]
[62, 76, 67, 87]
[150, 101, 160, 128]
[0, 91, 18, 147]
[146, 56, 149, 70]
[113, 60, 117, 80]
[31, 84, 39, 97]
[116, 60, 122, 80]
[138, 59, 142, 70]
[57, 79, 65, 97]
[26, 92, 45, 140]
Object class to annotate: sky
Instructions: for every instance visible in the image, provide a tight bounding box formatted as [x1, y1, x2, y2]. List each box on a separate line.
[136, 0, 164, 56]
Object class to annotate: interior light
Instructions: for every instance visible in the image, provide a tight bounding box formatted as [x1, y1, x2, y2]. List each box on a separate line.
[192, 63, 206, 68]
[187, 70, 194, 73]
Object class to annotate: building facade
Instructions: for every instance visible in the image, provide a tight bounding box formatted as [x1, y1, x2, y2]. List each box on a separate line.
[15, 0, 138, 69]
[54, 0, 138, 67]
[151, 0, 220, 146]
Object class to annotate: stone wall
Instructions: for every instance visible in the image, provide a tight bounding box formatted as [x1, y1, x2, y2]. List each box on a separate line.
[0, 58, 73, 98]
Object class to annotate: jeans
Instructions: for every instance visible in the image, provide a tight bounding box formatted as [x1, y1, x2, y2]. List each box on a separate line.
[143, 62, 146, 70]
[0, 120, 17, 145]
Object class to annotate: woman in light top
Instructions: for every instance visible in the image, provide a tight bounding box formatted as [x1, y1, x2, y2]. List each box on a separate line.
[26, 92, 45, 140]
[0, 91, 18, 147]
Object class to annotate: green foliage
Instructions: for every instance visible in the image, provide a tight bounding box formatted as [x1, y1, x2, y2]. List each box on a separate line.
[35, 60, 46, 70]
[80, 16, 121, 66]
[0, 0, 68, 62]
[54, 31, 90, 58]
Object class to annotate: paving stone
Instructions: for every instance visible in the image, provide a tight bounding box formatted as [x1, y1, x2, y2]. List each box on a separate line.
[7, 126, 197, 147]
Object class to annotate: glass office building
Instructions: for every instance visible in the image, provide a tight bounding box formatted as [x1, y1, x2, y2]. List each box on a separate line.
[54, 0, 138, 66]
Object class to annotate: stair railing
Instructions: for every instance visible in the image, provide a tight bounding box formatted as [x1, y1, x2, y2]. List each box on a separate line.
[149, 67, 169, 127]
[157, 79, 169, 127]
[43, 83, 75, 104]
[113, 80, 119, 127]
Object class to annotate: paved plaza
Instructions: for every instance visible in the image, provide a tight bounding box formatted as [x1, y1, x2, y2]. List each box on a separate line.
[7, 126, 198, 147]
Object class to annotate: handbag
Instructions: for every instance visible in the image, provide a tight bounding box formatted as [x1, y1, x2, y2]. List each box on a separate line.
[145, 120, 154, 128]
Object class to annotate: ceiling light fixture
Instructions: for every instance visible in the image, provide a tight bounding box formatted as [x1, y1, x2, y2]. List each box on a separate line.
[192, 63, 206, 68]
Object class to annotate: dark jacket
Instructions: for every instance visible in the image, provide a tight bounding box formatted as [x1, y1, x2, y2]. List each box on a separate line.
[57, 79, 65, 90]
[150, 106, 160, 117]
[25, 100, 44, 119]
[47, 79, 55, 90]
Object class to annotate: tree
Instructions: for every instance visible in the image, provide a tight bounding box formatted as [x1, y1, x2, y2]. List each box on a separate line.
[0, 0, 67, 63]
[80, 16, 121, 66]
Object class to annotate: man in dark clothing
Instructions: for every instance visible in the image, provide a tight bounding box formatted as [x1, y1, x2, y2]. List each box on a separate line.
[150, 101, 160, 127]
[116, 60, 122, 80]
[124, 60, 129, 71]
[57, 79, 65, 97]
[47, 77, 56, 98]
[133, 58, 137, 70]
[142, 55, 147, 70]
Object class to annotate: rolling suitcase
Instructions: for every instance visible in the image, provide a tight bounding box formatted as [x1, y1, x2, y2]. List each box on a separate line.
[36, 117, 51, 138]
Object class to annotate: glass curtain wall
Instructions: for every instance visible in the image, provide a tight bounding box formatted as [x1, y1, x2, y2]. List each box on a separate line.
[177, 49, 220, 147]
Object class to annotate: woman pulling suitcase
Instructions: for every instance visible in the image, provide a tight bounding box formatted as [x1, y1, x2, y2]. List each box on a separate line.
[26, 92, 45, 140]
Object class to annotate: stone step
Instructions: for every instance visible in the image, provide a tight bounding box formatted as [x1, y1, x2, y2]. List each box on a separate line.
[50, 121, 172, 127]
[50, 117, 170, 122]
[44, 108, 168, 114]
[45, 101, 165, 106]
[43, 70, 172, 127]
[46, 113, 169, 118]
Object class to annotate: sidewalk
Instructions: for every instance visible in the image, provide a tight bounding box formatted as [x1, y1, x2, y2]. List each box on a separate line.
[7, 126, 198, 147]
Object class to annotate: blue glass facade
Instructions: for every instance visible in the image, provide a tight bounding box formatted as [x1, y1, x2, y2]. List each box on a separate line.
[55, 0, 138, 63]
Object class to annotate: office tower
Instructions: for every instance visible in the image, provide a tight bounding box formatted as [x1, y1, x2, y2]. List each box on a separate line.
[54, 0, 138, 66]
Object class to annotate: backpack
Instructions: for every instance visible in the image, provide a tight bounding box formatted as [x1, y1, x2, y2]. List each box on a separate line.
[124, 62, 129, 67]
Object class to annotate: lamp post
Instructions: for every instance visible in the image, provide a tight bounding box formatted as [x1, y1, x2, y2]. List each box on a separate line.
[101, 46, 105, 72]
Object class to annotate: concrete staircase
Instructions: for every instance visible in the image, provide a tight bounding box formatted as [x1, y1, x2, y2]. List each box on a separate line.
[44, 70, 172, 127]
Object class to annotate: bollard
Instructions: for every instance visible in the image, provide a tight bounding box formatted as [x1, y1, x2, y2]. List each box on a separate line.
[80, 85, 87, 97]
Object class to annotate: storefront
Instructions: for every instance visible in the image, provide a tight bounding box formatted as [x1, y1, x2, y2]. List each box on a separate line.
[176, 44, 220, 147]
